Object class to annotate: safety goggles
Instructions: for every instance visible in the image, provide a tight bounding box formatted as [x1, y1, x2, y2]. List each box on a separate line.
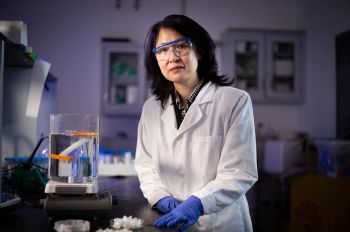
[152, 38, 193, 61]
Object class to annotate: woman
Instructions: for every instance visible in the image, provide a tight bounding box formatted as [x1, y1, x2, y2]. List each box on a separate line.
[135, 14, 258, 232]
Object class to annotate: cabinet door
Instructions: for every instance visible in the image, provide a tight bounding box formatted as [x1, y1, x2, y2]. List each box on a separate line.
[102, 42, 145, 116]
[222, 31, 265, 101]
[266, 33, 304, 103]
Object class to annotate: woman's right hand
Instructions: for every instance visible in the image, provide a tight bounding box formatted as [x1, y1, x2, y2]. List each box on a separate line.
[156, 196, 181, 214]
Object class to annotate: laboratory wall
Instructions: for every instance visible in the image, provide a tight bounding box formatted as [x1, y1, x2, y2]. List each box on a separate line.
[1, 0, 350, 141]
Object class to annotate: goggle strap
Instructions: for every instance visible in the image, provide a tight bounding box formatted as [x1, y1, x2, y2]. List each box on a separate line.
[152, 38, 192, 53]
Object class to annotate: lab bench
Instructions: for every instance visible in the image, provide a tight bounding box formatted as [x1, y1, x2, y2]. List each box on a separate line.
[0, 177, 176, 232]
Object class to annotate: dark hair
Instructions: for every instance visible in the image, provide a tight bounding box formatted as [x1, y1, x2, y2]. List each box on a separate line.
[144, 14, 233, 107]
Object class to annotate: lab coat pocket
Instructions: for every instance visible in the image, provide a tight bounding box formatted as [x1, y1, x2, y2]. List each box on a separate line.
[192, 136, 223, 179]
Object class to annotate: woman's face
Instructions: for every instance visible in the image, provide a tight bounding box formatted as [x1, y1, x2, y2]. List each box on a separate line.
[154, 27, 200, 88]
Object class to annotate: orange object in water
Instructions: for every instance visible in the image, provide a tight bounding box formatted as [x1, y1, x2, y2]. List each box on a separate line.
[71, 131, 98, 137]
[49, 154, 73, 161]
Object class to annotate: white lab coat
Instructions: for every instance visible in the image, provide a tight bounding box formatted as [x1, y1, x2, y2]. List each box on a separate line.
[135, 82, 258, 232]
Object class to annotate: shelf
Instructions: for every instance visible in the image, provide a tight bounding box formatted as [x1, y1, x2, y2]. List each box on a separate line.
[98, 163, 137, 177]
[236, 53, 257, 58]
[272, 76, 294, 81]
[110, 79, 138, 86]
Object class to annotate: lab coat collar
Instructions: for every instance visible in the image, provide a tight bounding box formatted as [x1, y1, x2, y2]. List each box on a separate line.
[161, 81, 215, 138]
[196, 81, 214, 105]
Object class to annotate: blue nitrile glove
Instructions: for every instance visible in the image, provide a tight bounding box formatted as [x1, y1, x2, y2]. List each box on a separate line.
[156, 196, 182, 214]
[154, 195, 203, 232]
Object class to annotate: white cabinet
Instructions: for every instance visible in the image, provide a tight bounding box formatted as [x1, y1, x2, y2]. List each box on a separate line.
[101, 41, 146, 116]
[221, 29, 305, 103]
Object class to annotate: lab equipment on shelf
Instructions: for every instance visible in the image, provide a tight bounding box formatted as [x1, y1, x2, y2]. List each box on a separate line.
[314, 139, 350, 177]
[263, 139, 303, 174]
[98, 148, 137, 177]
